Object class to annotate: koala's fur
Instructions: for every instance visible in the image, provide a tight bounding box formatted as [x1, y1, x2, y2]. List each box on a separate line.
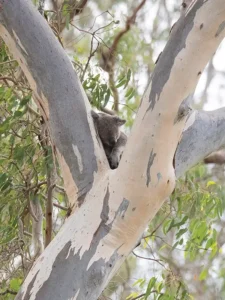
[91, 110, 127, 169]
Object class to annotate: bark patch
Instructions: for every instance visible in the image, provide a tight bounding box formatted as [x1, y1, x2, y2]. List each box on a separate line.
[33, 241, 120, 300]
[146, 149, 157, 187]
[215, 20, 225, 37]
[174, 96, 192, 123]
[100, 186, 110, 222]
[116, 198, 130, 219]
[16, 272, 39, 300]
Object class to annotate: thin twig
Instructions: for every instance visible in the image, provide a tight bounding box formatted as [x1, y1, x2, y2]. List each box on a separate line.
[0, 289, 17, 296]
[0, 76, 17, 85]
[0, 59, 17, 66]
[53, 202, 68, 211]
[81, 36, 99, 82]
[132, 251, 168, 270]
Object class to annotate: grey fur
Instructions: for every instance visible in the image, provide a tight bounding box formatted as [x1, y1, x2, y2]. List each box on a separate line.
[91, 111, 127, 169]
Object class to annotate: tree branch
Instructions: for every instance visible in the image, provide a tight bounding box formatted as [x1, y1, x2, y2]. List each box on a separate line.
[175, 108, 225, 177]
[0, 0, 107, 208]
[204, 150, 225, 164]
[0, 289, 17, 296]
[53, 202, 68, 211]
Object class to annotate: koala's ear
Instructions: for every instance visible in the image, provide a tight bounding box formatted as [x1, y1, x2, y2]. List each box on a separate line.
[116, 117, 126, 126]
[91, 110, 99, 120]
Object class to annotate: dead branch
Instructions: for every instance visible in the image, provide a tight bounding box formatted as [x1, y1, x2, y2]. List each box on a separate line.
[204, 150, 225, 165]
[53, 202, 68, 211]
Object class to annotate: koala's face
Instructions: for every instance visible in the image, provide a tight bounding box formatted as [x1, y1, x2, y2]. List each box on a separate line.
[95, 113, 126, 148]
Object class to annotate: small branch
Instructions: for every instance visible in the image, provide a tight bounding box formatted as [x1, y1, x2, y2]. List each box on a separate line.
[204, 150, 225, 165]
[0, 59, 17, 66]
[0, 289, 17, 296]
[80, 36, 99, 82]
[100, 106, 115, 115]
[55, 184, 65, 193]
[143, 209, 171, 238]
[27, 105, 41, 118]
[132, 251, 166, 270]
[0, 76, 17, 85]
[131, 290, 162, 300]
[24, 231, 32, 237]
[130, 293, 146, 300]
[109, 71, 119, 112]
[110, 0, 147, 56]
[53, 202, 68, 211]
[10, 161, 26, 183]
[29, 181, 47, 192]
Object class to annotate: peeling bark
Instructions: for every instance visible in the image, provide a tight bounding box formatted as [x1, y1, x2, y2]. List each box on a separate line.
[1, 0, 225, 299]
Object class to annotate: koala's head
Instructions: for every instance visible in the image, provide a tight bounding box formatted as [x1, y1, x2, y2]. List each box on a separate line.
[91, 110, 126, 147]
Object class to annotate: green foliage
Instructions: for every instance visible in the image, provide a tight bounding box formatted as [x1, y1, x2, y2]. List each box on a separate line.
[128, 164, 225, 299]
[0, 43, 68, 295]
[83, 74, 111, 109]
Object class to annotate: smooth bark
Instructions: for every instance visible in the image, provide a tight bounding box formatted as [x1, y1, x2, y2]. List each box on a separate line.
[175, 108, 225, 177]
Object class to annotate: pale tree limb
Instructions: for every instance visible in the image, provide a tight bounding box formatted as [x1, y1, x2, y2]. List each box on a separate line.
[175, 108, 225, 177]
[1, 0, 225, 300]
[0, 0, 107, 210]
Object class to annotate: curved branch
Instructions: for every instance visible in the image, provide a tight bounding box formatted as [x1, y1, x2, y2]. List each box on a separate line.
[175, 108, 225, 177]
[0, 0, 107, 207]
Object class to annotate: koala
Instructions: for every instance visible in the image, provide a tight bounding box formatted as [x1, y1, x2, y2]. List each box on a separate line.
[91, 110, 127, 169]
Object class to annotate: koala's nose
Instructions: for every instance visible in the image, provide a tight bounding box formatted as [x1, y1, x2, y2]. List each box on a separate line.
[110, 162, 118, 169]
[110, 159, 119, 169]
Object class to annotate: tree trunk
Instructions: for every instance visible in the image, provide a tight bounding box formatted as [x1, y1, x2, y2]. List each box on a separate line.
[1, 0, 225, 299]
